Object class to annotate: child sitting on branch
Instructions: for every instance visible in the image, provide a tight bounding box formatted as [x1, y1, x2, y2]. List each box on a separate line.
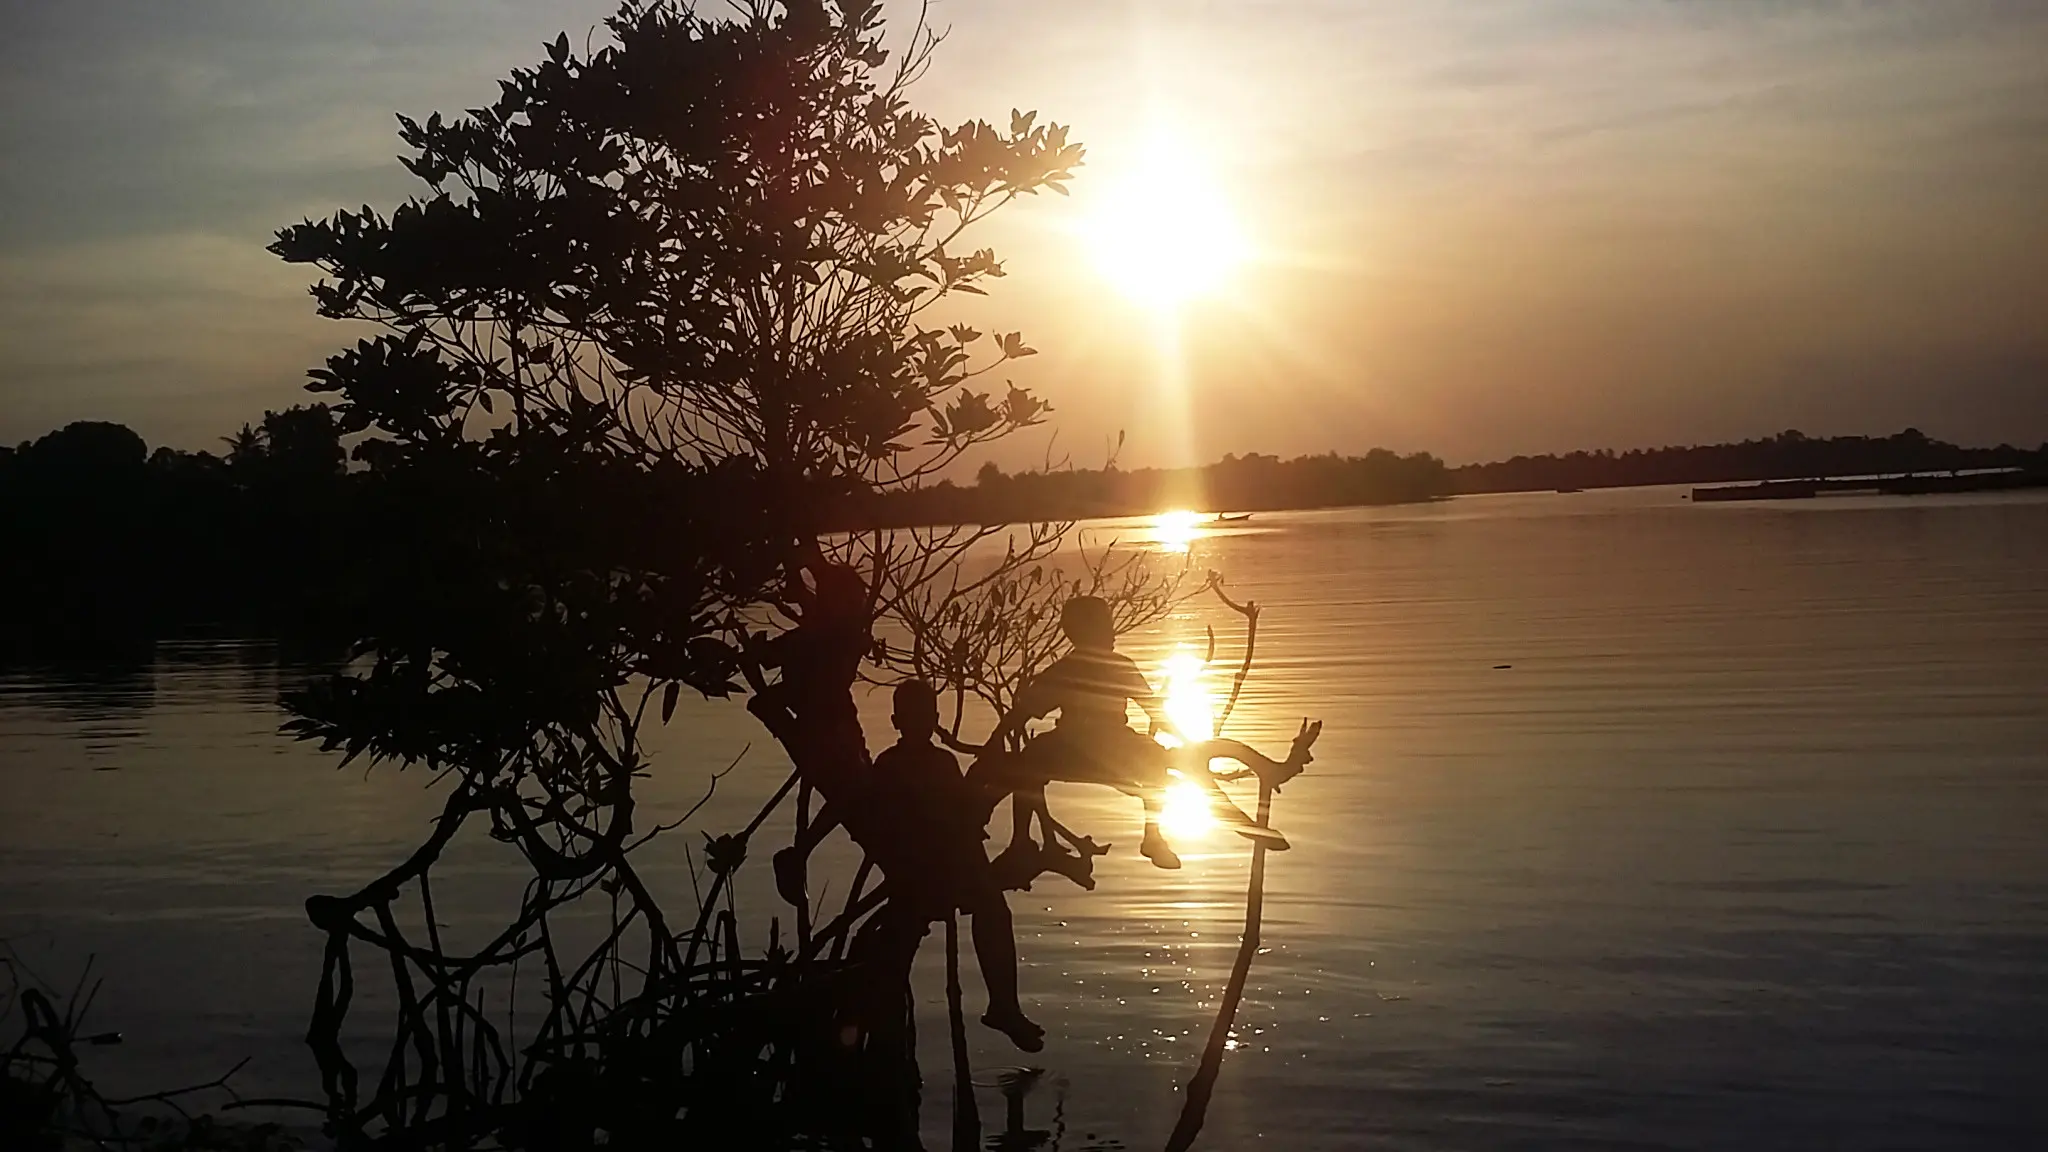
[747, 565, 1044, 1051]
[770, 680, 1045, 1051]
[970, 596, 1303, 871]
[860, 680, 1044, 1052]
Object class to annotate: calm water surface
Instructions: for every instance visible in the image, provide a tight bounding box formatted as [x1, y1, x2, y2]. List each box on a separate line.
[4, 487, 2046, 1149]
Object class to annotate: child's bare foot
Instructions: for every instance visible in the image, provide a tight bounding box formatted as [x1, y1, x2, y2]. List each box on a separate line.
[981, 1007, 1046, 1053]
[1140, 831, 1182, 870]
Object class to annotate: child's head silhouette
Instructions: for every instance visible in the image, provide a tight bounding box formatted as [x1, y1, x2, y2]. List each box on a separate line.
[1060, 595, 1115, 651]
[892, 679, 940, 741]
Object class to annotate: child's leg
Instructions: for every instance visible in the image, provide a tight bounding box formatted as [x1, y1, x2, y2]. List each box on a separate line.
[968, 740, 1061, 857]
[1138, 792, 1180, 869]
[969, 896, 1043, 1051]
[954, 854, 1044, 1051]
[1112, 736, 1182, 869]
[1007, 786, 1047, 852]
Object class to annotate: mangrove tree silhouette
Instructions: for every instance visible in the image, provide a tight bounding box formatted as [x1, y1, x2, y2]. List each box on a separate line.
[263, 2, 1315, 1147]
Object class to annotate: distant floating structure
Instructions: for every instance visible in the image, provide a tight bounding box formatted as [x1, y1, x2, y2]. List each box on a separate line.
[1691, 469, 2048, 503]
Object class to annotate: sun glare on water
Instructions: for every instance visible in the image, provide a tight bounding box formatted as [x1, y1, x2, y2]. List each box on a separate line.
[1158, 778, 1218, 841]
[1150, 508, 1205, 553]
[1087, 133, 1248, 311]
[1157, 647, 1217, 745]
[1154, 646, 1220, 840]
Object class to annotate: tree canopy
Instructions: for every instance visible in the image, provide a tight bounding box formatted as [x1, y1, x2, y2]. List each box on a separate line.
[264, 3, 1111, 1143]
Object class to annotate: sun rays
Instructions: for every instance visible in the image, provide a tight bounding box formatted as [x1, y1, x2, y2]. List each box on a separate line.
[1154, 644, 1221, 840]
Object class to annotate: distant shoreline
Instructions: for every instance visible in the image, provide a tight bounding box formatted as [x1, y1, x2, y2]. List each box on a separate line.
[1690, 467, 2048, 503]
[855, 428, 2047, 528]
[5, 419, 2044, 655]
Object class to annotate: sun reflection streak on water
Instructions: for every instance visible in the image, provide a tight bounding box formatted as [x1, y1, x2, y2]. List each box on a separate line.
[1155, 646, 1216, 745]
[1153, 645, 1219, 840]
[1149, 509, 1204, 553]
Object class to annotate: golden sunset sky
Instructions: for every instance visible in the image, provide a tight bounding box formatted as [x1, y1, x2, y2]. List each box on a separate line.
[3, 1, 2044, 466]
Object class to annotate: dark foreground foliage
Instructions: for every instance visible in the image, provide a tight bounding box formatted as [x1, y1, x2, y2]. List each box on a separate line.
[1, 948, 303, 1151]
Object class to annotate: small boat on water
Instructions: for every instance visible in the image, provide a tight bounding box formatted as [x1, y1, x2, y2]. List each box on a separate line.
[1216, 513, 1253, 523]
[1555, 486, 1584, 494]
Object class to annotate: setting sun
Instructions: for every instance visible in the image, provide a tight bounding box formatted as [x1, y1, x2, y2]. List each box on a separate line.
[1086, 134, 1248, 310]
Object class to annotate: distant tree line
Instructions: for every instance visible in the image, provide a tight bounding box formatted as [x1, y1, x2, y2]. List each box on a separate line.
[873, 448, 1453, 526]
[1449, 428, 2047, 494]
[7, 416, 2042, 656]
[0, 406, 366, 656]
[1, 414, 1450, 653]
